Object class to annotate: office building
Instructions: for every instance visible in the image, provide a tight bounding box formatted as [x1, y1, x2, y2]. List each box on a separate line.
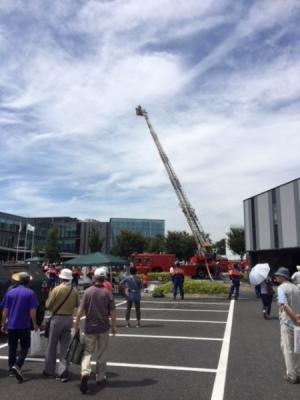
[244, 178, 300, 270]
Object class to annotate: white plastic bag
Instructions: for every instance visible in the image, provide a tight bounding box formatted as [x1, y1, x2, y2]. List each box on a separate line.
[294, 327, 300, 353]
[30, 329, 41, 355]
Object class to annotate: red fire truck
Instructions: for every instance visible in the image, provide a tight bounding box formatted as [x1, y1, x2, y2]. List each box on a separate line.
[132, 252, 231, 279]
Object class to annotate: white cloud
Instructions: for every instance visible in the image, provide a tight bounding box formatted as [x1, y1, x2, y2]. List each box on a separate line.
[0, 0, 299, 241]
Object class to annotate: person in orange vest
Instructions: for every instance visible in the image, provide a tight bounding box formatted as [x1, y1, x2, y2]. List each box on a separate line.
[171, 262, 185, 300]
[228, 263, 243, 300]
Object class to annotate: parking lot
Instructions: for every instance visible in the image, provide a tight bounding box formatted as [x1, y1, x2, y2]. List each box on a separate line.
[2, 290, 300, 400]
[0, 297, 234, 400]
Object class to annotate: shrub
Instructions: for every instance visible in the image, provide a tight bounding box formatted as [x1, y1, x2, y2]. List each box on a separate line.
[147, 272, 171, 283]
[152, 279, 228, 297]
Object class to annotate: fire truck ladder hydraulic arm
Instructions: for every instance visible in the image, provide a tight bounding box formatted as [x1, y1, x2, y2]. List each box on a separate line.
[136, 105, 213, 280]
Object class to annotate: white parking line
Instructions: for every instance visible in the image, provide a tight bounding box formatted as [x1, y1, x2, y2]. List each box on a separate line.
[0, 355, 217, 373]
[110, 333, 223, 341]
[211, 299, 235, 400]
[116, 318, 226, 324]
[141, 301, 229, 306]
[118, 307, 228, 313]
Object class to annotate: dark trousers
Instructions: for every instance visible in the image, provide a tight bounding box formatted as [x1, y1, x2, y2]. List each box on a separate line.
[261, 294, 273, 315]
[8, 329, 31, 369]
[173, 281, 184, 299]
[126, 300, 141, 321]
[229, 279, 240, 299]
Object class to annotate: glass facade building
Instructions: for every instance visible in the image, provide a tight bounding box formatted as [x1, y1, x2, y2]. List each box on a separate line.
[109, 218, 165, 248]
[0, 211, 165, 262]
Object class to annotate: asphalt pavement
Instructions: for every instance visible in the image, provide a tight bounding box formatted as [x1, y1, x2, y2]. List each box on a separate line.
[0, 286, 299, 400]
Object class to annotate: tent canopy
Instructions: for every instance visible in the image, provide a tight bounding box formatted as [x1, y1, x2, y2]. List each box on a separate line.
[64, 252, 129, 267]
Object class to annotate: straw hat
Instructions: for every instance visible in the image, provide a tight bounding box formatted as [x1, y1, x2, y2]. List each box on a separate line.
[11, 271, 32, 282]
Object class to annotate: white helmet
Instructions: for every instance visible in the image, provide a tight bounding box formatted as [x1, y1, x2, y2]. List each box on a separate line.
[94, 267, 108, 278]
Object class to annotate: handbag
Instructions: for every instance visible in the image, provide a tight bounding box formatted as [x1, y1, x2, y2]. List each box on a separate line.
[66, 331, 85, 365]
[44, 286, 73, 338]
[30, 329, 41, 355]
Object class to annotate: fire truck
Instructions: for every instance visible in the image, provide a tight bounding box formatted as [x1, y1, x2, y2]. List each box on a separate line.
[132, 252, 232, 279]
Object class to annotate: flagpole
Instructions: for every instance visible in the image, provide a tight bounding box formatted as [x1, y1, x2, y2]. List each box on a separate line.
[16, 224, 21, 263]
[24, 227, 28, 261]
[31, 229, 35, 258]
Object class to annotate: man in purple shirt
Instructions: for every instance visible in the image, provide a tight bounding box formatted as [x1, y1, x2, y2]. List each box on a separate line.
[1, 271, 38, 383]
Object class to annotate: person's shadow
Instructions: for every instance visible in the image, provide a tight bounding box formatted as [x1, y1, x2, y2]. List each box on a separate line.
[79, 372, 157, 395]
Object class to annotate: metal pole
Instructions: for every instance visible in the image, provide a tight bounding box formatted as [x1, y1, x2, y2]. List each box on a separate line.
[16, 227, 21, 263]
[31, 230, 35, 258]
[24, 227, 28, 261]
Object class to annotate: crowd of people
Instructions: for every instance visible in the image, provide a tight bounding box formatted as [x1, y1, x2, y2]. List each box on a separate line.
[1, 261, 300, 390]
[0, 264, 142, 393]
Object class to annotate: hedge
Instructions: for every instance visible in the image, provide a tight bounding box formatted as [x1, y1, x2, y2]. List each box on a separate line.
[146, 272, 171, 283]
[152, 279, 228, 297]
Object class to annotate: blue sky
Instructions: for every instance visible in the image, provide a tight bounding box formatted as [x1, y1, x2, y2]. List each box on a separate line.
[0, 0, 299, 241]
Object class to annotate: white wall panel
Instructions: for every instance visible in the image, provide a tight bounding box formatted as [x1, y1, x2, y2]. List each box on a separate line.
[280, 183, 297, 247]
[244, 200, 252, 251]
[256, 193, 271, 250]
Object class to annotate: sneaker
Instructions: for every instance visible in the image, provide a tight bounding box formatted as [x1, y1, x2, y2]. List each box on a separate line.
[56, 371, 69, 383]
[11, 365, 23, 383]
[284, 374, 298, 384]
[136, 323, 141, 328]
[43, 370, 55, 378]
[126, 322, 131, 328]
[263, 311, 269, 320]
[80, 375, 89, 394]
[9, 369, 14, 377]
[96, 375, 107, 385]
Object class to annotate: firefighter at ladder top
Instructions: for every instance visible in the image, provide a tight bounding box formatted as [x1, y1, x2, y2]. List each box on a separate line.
[170, 262, 185, 300]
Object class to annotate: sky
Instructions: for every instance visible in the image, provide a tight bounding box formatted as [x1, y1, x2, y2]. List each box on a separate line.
[0, 0, 300, 241]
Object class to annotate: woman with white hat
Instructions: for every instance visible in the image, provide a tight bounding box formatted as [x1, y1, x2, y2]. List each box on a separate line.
[43, 268, 79, 382]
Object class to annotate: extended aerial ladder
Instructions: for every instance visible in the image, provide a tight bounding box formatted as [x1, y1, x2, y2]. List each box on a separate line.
[136, 105, 213, 280]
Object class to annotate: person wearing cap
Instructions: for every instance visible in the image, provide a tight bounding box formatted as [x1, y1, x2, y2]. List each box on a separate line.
[274, 266, 300, 383]
[1, 271, 38, 382]
[94, 267, 113, 293]
[291, 266, 300, 289]
[43, 268, 79, 382]
[74, 268, 116, 394]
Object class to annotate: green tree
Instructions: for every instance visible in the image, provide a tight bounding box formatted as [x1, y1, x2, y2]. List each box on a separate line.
[110, 230, 148, 258]
[146, 234, 166, 253]
[213, 238, 226, 255]
[32, 246, 40, 257]
[226, 226, 245, 260]
[165, 231, 196, 260]
[45, 228, 60, 263]
[88, 225, 104, 253]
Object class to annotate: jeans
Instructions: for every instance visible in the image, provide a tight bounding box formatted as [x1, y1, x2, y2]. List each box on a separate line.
[8, 329, 31, 369]
[126, 300, 141, 322]
[229, 279, 240, 299]
[173, 281, 184, 299]
[261, 294, 273, 315]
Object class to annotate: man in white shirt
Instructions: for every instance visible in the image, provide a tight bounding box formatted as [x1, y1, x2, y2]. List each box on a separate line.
[291, 265, 300, 289]
[275, 267, 300, 383]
